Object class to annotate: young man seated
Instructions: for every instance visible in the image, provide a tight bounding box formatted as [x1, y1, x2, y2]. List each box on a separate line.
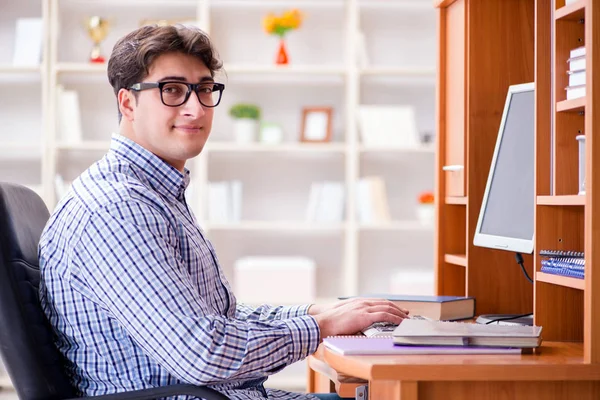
[38, 25, 408, 400]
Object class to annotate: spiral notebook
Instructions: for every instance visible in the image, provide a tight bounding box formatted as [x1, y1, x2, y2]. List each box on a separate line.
[323, 336, 524, 356]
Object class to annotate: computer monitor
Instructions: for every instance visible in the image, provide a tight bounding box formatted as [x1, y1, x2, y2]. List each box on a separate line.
[473, 82, 535, 255]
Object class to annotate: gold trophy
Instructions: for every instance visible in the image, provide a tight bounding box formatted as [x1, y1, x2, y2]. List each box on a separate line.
[85, 16, 110, 63]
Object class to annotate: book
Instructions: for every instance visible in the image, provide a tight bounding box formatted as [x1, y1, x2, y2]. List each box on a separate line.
[12, 18, 43, 66]
[392, 319, 543, 348]
[323, 336, 524, 356]
[566, 84, 586, 100]
[340, 294, 475, 321]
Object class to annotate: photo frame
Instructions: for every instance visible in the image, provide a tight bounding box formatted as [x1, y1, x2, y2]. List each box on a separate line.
[300, 107, 333, 143]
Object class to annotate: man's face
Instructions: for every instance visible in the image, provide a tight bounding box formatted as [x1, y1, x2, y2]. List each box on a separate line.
[119, 52, 215, 171]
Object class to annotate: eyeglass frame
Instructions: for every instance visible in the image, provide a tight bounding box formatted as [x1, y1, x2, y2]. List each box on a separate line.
[129, 81, 226, 108]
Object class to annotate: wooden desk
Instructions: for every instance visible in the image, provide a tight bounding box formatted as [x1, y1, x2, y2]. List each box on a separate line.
[308, 342, 600, 399]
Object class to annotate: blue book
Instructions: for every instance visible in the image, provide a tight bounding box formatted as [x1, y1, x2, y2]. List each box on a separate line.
[339, 294, 475, 321]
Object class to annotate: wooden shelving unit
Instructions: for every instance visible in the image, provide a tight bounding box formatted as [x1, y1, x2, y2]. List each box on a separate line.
[435, 0, 600, 385]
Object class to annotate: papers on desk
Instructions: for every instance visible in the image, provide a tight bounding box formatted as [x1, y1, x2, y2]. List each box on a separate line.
[392, 319, 543, 348]
[323, 337, 523, 356]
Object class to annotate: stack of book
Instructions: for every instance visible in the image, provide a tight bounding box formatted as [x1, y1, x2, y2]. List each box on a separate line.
[305, 181, 345, 223]
[207, 180, 242, 223]
[539, 250, 585, 279]
[324, 319, 542, 356]
[355, 176, 391, 223]
[566, 46, 586, 100]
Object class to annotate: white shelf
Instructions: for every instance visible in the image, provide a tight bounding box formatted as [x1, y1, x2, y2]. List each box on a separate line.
[223, 64, 345, 75]
[56, 141, 110, 151]
[54, 63, 107, 74]
[207, 142, 346, 153]
[212, 0, 343, 8]
[359, 145, 435, 154]
[59, 0, 197, 6]
[0, 142, 42, 151]
[360, 67, 436, 76]
[0, 142, 42, 159]
[204, 221, 346, 232]
[358, 221, 434, 231]
[0, 65, 42, 73]
[359, 0, 433, 10]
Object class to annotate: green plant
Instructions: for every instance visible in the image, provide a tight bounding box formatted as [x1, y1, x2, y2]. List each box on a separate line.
[229, 103, 261, 120]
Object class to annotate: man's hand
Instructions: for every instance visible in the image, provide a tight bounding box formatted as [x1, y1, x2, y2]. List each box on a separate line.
[310, 298, 409, 339]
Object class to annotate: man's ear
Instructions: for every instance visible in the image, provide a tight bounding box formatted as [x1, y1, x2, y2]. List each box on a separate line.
[118, 88, 135, 121]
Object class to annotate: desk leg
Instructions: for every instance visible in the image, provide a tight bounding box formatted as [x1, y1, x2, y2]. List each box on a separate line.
[369, 380, 417, 400]
[307, 362, 335, 393]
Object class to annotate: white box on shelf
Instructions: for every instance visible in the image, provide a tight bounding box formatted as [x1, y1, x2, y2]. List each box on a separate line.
[389, 269, 435, 296]
[234, 256, 316, 305]
[12, 18, 43, 66]
[358, 105, 420, 148]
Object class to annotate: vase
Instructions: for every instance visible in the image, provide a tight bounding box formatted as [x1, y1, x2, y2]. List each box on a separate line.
[275, 38, 289, 65]
[416, 204, 435, 226]
[233, 119, 258, 144]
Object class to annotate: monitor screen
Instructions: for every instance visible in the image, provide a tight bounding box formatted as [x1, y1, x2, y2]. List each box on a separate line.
[473, 83, 535, 254]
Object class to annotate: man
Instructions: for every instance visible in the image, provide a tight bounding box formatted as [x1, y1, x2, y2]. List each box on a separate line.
[39, 25, 408, 400]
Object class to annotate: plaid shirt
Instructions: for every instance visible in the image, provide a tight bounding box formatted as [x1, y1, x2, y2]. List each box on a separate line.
[39, 134, 321, 399]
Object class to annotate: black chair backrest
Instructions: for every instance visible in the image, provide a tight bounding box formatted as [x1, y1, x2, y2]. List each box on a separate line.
[0, 183, 76, 400]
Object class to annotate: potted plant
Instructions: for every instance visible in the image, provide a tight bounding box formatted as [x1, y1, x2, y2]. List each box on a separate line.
[229, 103, 261, 144]
[416, 191, 435, 225]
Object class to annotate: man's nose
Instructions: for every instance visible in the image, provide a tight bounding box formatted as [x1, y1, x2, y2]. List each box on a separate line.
[182, 90, 205, 116]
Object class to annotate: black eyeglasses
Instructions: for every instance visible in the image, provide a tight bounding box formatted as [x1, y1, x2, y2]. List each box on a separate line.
[129, 81, 225, 108]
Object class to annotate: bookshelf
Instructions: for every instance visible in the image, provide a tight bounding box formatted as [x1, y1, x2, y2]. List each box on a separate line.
[436, 0, 600, 368]
[2, 0, 437, 390]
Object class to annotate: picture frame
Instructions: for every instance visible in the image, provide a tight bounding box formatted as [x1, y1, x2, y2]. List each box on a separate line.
[300, 107, 333, 143]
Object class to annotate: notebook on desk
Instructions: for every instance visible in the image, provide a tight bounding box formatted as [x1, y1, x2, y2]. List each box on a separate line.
[323, 336, 524, 356]
[392, 319, 543, 348]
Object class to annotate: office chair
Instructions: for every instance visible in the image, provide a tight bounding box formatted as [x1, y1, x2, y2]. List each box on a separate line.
[0, 182, 228, 400]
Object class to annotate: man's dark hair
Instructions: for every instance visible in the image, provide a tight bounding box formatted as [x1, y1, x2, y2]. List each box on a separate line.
[107, 24, 222, 122]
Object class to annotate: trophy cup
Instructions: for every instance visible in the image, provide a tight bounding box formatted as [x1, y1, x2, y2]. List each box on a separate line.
[85, 16, 110, 63]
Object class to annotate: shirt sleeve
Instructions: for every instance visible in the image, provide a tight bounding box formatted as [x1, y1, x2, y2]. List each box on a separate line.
[235, 303, 311, 321]
[70, 200, 320, 386]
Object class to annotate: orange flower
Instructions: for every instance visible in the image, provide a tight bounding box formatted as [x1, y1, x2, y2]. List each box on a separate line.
[262, 9, 304, 37]
[418, 191, 434, 204]
[262, 14, 276, 34]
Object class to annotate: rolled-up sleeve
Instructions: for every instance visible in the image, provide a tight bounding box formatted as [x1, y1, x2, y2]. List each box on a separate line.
[71, 200, 320, 385]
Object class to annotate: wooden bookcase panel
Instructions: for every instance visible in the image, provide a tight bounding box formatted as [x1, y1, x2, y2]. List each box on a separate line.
[536, 205, 585, 257]
[438, 263, 466, 297]
[535, 280, 584, 341]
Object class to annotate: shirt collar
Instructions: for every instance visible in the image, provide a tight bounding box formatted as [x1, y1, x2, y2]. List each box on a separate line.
[108, 133, 190, 200]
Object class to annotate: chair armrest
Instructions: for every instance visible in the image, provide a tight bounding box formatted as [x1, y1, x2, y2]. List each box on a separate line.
[71, 383, 229, 400]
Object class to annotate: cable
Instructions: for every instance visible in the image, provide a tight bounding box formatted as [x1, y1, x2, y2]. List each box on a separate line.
[515, 252, 533, 284]
[485, 312, 533, 325]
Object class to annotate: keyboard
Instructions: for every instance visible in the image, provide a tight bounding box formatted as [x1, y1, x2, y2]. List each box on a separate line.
[362, 315, 432, 338]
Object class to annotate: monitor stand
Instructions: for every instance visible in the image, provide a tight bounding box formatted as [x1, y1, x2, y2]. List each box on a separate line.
[475, 314, 533, 326]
